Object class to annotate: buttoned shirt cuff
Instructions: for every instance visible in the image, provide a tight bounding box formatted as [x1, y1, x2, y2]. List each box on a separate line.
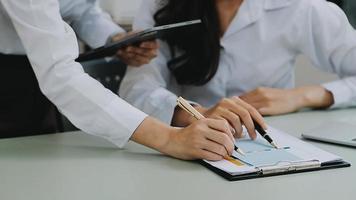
[100, 97, 148, 148]
[322, 80, 354, 109]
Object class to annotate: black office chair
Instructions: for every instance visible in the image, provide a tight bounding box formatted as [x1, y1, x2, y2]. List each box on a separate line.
[58, 58, 127, 132]
[327, 0, 344, 7]
[81, 58, 127, 93]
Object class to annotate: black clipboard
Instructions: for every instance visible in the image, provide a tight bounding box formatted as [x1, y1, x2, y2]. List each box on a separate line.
[200, 159, 351, 181]
[76, 19, 202, 62]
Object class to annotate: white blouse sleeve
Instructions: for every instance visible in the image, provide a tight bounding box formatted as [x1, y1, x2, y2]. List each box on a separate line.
[1, 0, 147, 147]
[64, 0, 125, 48]
[298, 0, 356, 108]
[119, 0, 179, 124]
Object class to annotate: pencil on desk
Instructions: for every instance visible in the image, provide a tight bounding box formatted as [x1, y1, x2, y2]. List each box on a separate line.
[176, 96, 245, 156]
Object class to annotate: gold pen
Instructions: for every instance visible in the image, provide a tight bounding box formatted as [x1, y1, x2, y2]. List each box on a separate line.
[176, 96, 245, 156]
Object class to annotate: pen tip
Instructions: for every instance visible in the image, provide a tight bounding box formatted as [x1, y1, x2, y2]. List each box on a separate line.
[271, 142, 279, 149]
[236, 148, 245, 156]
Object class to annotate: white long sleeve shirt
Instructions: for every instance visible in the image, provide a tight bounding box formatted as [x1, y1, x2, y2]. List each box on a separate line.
[0, 0, 147, 147]
[120, 0, 356, 124]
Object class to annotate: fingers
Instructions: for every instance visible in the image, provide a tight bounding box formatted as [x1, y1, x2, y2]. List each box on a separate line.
[258, 106, 283, 116]
[127, 46, 157, 57]
[240, 87, 274, 104]
[140, 41, 159, 49]
[117, 49, 152, 67]
[232, 103, 257, 140]
[205, 130, 234, 156]
[201, 138, 229, 158]
[239, 92, 259, 103]
[196, 149, 224, 161]
[247, 102, 265, 109]
[205, 119, 235, 149]
[219, 109, 243, 138]
[219, 99, 256, 140]
[119, 46, 157, 59]
[185, 119, 234, 160]
[116, 40, 159, 66]
[239, 88, 263, 102]
[248, 102, 273, 116]
[233, 97, 268, 130]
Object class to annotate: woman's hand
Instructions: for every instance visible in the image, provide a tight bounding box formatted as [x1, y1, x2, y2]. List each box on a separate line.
[132, 117, 235, 161]
[172, 97, 266, 140]
[164, 118, 235, 161]
[240, 86, 334, 116]
[199, 97, 266, 139]
[111, 32, 159, 67]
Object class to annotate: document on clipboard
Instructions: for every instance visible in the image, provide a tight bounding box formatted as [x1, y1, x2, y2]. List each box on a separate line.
[202, 126, 350, 181]
[76, 19, 202, 62]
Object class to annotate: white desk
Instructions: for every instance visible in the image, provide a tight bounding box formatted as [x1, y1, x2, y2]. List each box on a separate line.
[0, 109, 355, 200]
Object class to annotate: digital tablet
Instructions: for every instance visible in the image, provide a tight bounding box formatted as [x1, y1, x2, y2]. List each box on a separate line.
[76, 19, 202, 62]
[302, 121, 356, 148]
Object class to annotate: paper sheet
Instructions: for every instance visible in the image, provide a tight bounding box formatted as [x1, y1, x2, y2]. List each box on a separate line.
[204, 159, 259, 175]
[204, 126, 342, 175]
[232, 134, 303, 167]
[233, 147, 302, 167]
[265, 126, 341, 163]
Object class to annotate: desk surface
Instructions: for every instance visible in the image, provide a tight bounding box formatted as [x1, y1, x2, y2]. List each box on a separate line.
[0, 109, 355, 200]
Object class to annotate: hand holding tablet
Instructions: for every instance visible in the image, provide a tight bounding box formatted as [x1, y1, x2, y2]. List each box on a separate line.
[76, 19, 202, 62]
[113, 32, 159, 67]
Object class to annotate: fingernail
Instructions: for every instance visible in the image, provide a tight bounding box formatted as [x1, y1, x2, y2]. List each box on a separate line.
[231, 128, 236, 134]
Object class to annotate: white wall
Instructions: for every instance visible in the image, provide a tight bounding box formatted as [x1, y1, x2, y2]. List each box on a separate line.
[99, 0, 142, 25]
[98, 0, 338, 86]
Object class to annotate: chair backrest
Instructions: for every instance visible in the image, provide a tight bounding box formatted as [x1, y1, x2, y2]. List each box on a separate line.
[327, 0, 344, 7]
[80, 58, 127, 94]
[344, 0, 356, 28]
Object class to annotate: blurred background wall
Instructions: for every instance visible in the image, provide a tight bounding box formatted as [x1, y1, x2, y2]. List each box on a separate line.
[98, 0, 356, 87]
[99, 0, 141, 28]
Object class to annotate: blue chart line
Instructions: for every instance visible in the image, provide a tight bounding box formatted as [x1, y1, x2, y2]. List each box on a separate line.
[237, 138, 273, 152]
[234, 138, 302, 167]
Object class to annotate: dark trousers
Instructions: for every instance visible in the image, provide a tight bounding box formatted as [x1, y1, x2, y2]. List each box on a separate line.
[0, 53, 59, 138]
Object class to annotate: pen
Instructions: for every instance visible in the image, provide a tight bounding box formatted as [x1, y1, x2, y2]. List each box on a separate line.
[176, 97, 245, 156]
[253, 120, 279, 149]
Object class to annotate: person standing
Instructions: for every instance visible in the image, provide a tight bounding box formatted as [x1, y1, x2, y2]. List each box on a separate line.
[0, 0, 158, 137]
[0, 0, 265, 161]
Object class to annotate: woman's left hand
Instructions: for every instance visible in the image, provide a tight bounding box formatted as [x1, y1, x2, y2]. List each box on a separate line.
[240, 86, 334, 116]
[112, 32, 159, 67]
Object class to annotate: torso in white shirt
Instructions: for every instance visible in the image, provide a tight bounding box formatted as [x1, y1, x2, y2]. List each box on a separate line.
[148, 0, 340, 105]
[0, 0, 97, 55]
[120, 0, 356, 123]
